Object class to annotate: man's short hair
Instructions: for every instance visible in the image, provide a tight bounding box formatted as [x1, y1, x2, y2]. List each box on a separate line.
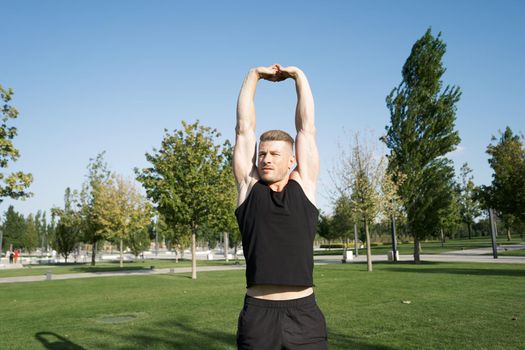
[260, 130, 294, 148]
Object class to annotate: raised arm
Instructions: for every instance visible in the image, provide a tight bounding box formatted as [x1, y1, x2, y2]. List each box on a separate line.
[234, 64, 282, 206]
[279, 66, 319, 205]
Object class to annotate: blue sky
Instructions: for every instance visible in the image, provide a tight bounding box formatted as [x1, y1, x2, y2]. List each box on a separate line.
[2, 0, 524, 217]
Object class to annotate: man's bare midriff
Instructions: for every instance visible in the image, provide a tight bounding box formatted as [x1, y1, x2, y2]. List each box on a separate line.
[247, 285, 314, 300]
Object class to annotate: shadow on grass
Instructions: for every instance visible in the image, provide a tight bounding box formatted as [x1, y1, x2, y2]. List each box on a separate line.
[382, 266, 525, 278]
[328, 330, 398, 350]
[89, 316, 235, 349]
[35, 331, 86, 350]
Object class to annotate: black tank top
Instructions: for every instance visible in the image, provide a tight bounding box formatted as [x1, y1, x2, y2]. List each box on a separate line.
[235, 179, 319, 288]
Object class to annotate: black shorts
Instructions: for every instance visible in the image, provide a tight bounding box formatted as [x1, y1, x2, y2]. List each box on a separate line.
[236, 293, 328, 349]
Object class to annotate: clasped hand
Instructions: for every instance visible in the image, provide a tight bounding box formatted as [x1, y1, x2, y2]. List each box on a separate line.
[256, 64, 300, 82]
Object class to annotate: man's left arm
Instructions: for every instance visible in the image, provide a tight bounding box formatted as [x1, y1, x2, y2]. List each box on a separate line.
[280, 66, 320, 205]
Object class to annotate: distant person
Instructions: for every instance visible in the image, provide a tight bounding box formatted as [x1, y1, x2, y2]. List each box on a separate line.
[7, 249, 13, 264]
[14, 249, 20, 264]
[234, 64, 327, 349]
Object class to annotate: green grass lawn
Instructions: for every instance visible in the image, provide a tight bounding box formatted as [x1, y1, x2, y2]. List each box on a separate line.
[0, 262, 524, 349]
[486, 249, 525, 257]
[0, 259, 240, 278]
[315, 237, 525, 256]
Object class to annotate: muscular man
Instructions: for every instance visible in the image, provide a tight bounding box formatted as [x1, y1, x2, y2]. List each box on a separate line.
[234, 64, 328, 349]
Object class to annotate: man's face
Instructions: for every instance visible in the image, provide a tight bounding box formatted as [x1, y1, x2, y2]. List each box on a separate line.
[257, 141, 295, 183]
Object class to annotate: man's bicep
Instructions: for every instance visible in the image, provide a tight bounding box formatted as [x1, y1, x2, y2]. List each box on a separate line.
[233, 131, 258, 185]
[295, 131, 320, 184]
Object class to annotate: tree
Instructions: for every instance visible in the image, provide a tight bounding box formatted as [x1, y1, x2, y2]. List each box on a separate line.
[331, 195, 354, 253]
[22, 214, 39, 254]
[317, 213, 336, 247]
[0, 85, 33, 254]
[0, 85, 33, 205]
[334, 132, 384, 271]
[2, 205, 26, 251]
[113, 176, 152, 265]
[484, 127, 525, 231]
[213, 141, 240, 262]
[457, 163, 481, 239]
[51, 188, 81, 263]
[136, 121, 229, 279]
[438, 185, 461, 243]
[383, 28, 461, 263]
[80, 152, 114, 266]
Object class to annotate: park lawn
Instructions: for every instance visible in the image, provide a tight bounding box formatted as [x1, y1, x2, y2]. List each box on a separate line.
[0, 259, 240, 278]
[0, 262, 524, 349]
[315, 237, 525, 256]
[484, 249, 525, 257]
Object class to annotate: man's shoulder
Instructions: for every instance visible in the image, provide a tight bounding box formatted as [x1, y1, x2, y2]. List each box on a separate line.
[289, 171, 317, 206]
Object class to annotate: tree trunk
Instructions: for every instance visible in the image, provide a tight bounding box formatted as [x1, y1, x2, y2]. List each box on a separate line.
[119, 238, 123, 268]
[413, 236, 421, 263]
[224, 232, 229, 262]
[365, 219, 372, 272]
[440, 228, 445, 248]
[467, 223, 472, 240]
[91, 241, 97, 266]
[191, 232, 197, 279]
[506, 228, 512, 241]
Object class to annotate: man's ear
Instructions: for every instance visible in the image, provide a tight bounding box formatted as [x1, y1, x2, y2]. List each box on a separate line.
[289, 155, 296, 169]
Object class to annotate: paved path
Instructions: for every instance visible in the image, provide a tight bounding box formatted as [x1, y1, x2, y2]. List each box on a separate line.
[442, 244, 525, 256]
[1, 252, 523, 284]
[0, 264, 246, 284]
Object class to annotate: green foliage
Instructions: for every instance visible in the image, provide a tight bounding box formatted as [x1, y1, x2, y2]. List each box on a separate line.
[383, 28, 461, 259]
[51, 188, 82, 263]
[483, 127, 525, 222]
[135, 121, 230, 257]
[317, 213, 337, 241]
[457, 163, 481, 237]
[331, 195, 354, 240]
[80, 152, 114, 265]
[125, 228, 151, 258]
[1, 205, 26, 250]
[21, 214, 39, 254]
[0, 85, 33, 202]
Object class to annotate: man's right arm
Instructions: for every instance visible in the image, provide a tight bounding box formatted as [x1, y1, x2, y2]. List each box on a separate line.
[234, 68, 259, 207]
[234, 64, 282, 206]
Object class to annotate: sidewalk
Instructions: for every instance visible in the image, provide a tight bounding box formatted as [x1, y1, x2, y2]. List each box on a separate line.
[0, 264, 246, 284]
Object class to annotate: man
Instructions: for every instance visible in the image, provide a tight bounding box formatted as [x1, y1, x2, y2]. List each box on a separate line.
[234, 64, 327, 349]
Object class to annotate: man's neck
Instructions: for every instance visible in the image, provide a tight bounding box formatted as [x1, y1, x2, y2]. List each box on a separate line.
[264, 177, 290, 192]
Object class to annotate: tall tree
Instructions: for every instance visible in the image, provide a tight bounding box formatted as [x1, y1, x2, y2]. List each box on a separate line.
[51, 188, 82, 263]
[0, 85, 33, 253]
[214, 141, 240, 262]
[457, 163, 481, 239]
[136, 121, 229, 279]
[112, 176, 153, 266]
[22, 214, 39, 254]
[484, 127, 525, 229]
[334, 132, 384, 271]
[0, 85, 33, 205]
[317, 213, 337, 248]
[383, 28, 461, 263]
[331, 195, 354, 252]
[80, 152, 114, 266]
[2, 205, 25, 250]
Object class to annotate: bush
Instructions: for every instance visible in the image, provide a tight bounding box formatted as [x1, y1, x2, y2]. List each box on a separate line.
[320, 243, 345, 249]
